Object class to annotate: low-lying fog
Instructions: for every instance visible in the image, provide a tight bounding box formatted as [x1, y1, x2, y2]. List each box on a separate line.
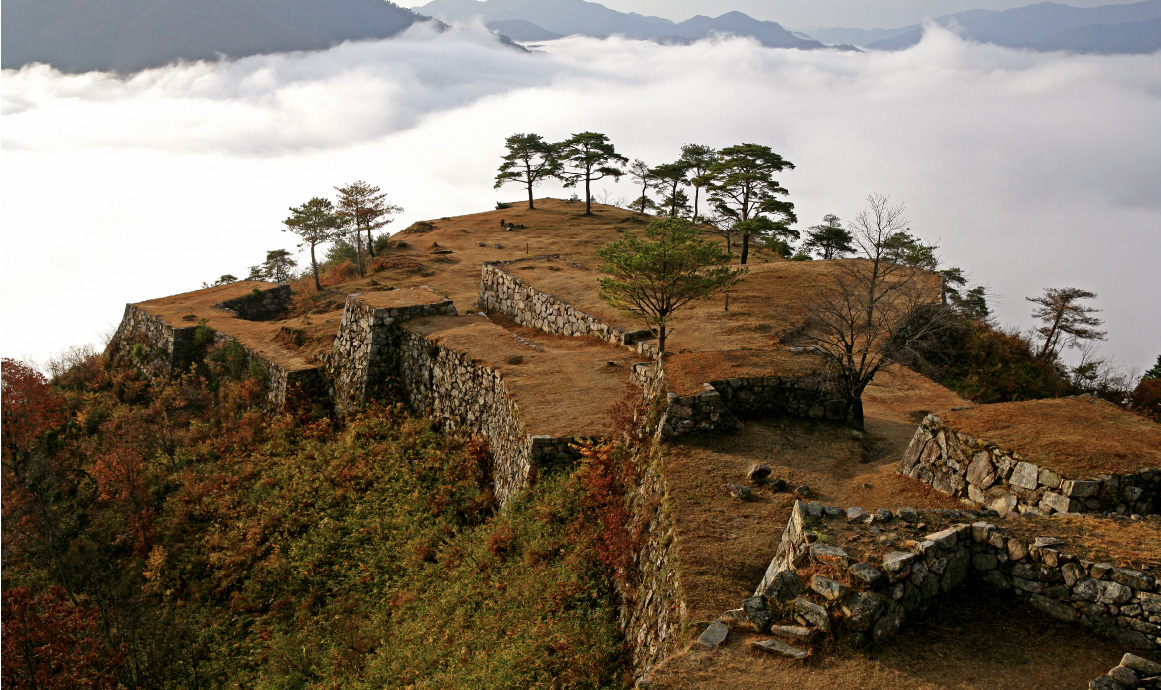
[2, 22, 1159, 373]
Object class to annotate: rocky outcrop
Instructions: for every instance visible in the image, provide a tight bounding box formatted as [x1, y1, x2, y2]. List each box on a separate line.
[902, 414, 1161, 517]
[752, 500, 1161, 650]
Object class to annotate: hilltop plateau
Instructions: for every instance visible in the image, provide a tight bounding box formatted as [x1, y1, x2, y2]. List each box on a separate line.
[4, 197, 1161, 688]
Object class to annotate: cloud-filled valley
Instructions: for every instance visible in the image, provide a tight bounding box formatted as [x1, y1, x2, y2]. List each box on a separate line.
[2, 22, 1159, 373]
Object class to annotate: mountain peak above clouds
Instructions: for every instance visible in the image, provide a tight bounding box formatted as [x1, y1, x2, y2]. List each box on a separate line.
[421, 0, 826, 48]
[2, 0, 436, 73]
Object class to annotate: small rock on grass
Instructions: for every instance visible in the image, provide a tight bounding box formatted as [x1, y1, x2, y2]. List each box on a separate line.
[795, 484, 812, 497]
[747, 463, 771, 482]
[723, 483, 753, 500]
[751, 638, 810, 659]
[697, 618, 729, 650]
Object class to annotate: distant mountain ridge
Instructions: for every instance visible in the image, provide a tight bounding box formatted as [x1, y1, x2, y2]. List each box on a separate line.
[2, 0, 435, 73]
[420, 0, 827, 49]
[802, 0, 1161, 53]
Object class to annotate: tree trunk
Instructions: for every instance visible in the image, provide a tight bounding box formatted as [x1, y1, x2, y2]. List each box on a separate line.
[366, 222, 376, 259]
[740, 233, 750, 265]
[311, 243, 321, 292]
[657, 324, 666, 358]
[527, 180, 535, 209]
[355, 227, 365, 277]
[585, 174, 592, 215]
[846, 395, 865, 429]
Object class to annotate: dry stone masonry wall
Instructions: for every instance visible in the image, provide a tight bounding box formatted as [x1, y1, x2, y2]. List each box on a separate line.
[902, 414, 1161, 517]
[107, 304, 201, 377]
[619, 449, 686, 685]
[657, 374, 846, 438]
[214, 284, 292, 320]
[479, 258, 653, 350]
[747, 500, 1161, 652]
[326, 293, 457, 415]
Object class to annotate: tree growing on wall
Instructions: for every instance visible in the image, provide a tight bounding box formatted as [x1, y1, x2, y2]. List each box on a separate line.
[283, 198, 343, 292]
[799, 194, 947, 427]
[705, 143, 796, 264]
[557, 132, 628, 216]
[335, 181, 402, 268]
[598, 217, 745, 356]
[494, 134, 560, 211]
[1027, 287, 1107, 360]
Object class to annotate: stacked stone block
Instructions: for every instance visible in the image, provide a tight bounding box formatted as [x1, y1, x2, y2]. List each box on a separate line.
[479, 258, 653, 348]
[326, 292, 457, 415]
[903, 414, 1161, 516]
[754, 500, 1161, 650]
[214, 284, 292, 320]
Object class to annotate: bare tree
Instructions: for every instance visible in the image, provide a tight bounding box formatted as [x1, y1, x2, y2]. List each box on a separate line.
[799, 194, 947, 427]
[1026, 287, 1106, 360]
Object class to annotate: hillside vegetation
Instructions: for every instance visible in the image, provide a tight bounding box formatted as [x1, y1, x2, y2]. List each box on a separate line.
[1, 352, 633, 688]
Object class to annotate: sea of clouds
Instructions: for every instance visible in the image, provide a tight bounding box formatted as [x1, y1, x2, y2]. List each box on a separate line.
[2, 21, 1159, 372]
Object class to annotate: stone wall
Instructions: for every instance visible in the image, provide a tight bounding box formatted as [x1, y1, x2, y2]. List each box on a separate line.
[391, 323, 587, 507]
[479, 258, 653, 350]
[214, 284, 292, 320]
[621, 451, 685, 685]
[657, 375, 846, 438]
[106, 304, 200, 377]
[326, 294, 457, 415]
[752, 500, 1161, 650]
[902, 414, 1161, 517]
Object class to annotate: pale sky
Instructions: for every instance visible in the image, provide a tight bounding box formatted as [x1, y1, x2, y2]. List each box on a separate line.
[398, 0, 1129, 29]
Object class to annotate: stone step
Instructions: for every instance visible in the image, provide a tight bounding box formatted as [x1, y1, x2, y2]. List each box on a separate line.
[767, 624, 817, 644]
[750, 637, 811, 659]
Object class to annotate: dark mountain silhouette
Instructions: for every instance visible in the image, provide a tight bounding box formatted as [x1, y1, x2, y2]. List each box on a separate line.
[854, 0, 1161, 53]
[2, 0, 434, 74]
[421, 0, 825, 49]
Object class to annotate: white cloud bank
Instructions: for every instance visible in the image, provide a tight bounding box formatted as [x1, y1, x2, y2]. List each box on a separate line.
[2, 22, 1159, 373]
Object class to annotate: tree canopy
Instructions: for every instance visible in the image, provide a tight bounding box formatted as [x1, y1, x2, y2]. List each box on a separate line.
[283, 197, 343, 292]
[494, 134, 560, 210]
[799, 194, 946, 427]
[598, 217, 744, 356]
[1027, 287, 1106, 360]
[679, 144, 716, 222]
[803, 214, 854, 260]
[335, 181, 402, 271]
[557, 132, 628, 216]
[706, 143, 796, 264]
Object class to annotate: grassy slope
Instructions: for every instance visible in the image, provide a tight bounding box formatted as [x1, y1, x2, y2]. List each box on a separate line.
[1, 357, 626, 688]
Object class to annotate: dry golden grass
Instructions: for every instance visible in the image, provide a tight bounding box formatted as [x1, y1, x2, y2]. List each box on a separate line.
[137, 280, 338, 370]
[650, 584, 1125, 689]
[1005, 513, 1161, 572]
[942, 397, 1161, 477]
[662, 349, 827, 397]
[401, 314, 638, 437]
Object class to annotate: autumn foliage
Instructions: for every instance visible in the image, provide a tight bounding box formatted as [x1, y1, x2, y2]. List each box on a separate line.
[1, 348, 629, 687]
